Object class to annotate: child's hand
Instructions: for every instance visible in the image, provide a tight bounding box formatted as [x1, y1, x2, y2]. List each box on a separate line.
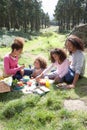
[35, 75, 40, 81]
[35, 74, 42, 82]
[20, 64, 25, 69]
[32, 71, 37, 78]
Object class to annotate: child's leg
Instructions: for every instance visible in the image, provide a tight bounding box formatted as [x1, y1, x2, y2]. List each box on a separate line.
[24, 68, 33, 77]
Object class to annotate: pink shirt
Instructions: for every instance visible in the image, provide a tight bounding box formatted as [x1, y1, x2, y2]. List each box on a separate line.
[4, 54, 21, 76]
[42, 59, 69, 78]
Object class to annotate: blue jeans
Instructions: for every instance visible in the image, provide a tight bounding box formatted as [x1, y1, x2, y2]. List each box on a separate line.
[63, 68, 75, 84]
[13, 68, 33, 80]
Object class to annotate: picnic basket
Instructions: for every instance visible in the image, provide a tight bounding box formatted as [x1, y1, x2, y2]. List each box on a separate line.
[0, 81, 11, 93]
[0, 76, 12, 93]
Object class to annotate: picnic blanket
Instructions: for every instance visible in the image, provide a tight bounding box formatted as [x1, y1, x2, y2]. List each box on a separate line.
[13, 77, 54, 95]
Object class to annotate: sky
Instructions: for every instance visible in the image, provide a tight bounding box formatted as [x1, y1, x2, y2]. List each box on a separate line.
[41, 0, 58, 20]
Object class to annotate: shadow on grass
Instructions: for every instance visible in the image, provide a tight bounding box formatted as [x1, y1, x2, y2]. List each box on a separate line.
[52, 76, 87, 98]
[0, 91, 23, 102]
[75, 76, 87, 97]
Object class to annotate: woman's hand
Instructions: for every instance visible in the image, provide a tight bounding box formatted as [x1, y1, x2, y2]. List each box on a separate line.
[20, 69, 24, 76]
[19, 64, 25, 76]
[20, 64, 25, 69]
[54, 76, 61, 83]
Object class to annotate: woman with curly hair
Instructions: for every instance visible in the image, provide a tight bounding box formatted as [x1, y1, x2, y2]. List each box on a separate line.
[64, 35, 85, 88]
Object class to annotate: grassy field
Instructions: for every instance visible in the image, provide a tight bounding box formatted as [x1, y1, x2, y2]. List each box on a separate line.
[0, 26, 87, 130]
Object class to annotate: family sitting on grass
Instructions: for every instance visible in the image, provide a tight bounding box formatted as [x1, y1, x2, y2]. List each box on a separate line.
[3, 35, 85, 89]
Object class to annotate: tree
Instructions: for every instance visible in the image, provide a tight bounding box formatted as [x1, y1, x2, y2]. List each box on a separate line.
[54, 0, 86, 32]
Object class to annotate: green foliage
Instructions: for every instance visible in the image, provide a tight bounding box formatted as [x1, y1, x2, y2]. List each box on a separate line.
[54, 0, 87, 32]
[2, 95, 40, 119]
[12, 79, 18, 89]
[78, 112, 87, 128]
[36, 110, 55, 125]
[0, 0, 50, 33]
[58, 109, 74, 120]
[46, 98, 63, 110]
[59, 120, 79, 130]
[41, 32, 53, 37]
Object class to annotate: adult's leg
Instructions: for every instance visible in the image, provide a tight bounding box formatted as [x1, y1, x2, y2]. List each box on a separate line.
[13, 71, 22, 80]
[64, 68, 75, 83]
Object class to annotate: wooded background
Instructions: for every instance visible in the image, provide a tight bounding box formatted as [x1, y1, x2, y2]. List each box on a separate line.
[0, 0, 87, 33]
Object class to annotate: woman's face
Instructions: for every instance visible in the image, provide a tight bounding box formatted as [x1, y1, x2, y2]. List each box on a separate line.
[52, 54, 59, 62]
[66, 41, 76, 53]
[14, 49, 23, 56]
[34, 60, 40, 69]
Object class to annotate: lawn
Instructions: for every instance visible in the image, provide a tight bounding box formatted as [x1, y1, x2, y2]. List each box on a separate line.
[0, 26, 87, 130]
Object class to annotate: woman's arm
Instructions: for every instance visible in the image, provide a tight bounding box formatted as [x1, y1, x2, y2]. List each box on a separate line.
[67, 73, 79, 88]
[73, 73, 79, 86]
[67, 52, 85, 88]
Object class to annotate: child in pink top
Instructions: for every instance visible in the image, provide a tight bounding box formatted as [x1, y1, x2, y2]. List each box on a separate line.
[36, 48, 69, 83]
[4, 37, 33, 80]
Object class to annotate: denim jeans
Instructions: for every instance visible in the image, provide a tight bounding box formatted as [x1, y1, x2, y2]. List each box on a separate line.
[13, 68, 33, 80]
[63, 68, 75, 84]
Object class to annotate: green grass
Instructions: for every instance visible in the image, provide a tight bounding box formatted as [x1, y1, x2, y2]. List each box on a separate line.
[0, 26, 87, 130]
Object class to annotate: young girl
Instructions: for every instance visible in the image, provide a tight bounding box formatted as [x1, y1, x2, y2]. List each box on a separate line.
[31, 57, 47, 78]
[3, 37, 33, 80]
[36, 48, 69, 83]
[64, 35, 85, 88]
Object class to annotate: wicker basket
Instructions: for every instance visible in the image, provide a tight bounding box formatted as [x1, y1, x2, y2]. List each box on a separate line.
[0, 81, 11, 93]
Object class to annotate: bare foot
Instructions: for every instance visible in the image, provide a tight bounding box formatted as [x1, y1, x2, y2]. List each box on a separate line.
[66, 84, 75, 89]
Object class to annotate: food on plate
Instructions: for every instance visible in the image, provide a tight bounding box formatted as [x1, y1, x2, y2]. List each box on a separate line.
[27, 81, 32, 86]
[17, 81, 24, 86]
[39, 79, 46, 85]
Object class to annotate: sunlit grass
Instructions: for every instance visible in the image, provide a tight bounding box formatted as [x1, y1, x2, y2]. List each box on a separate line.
[0, 27, 87, 130]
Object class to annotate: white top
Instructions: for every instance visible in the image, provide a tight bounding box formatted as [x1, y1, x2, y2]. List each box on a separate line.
[70, 50, 85, 75]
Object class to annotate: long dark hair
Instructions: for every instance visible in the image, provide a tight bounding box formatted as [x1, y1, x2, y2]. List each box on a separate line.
[11, 37, 24, 52]
[65, 35, 84, 52]
[50, 48, 67, 63]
